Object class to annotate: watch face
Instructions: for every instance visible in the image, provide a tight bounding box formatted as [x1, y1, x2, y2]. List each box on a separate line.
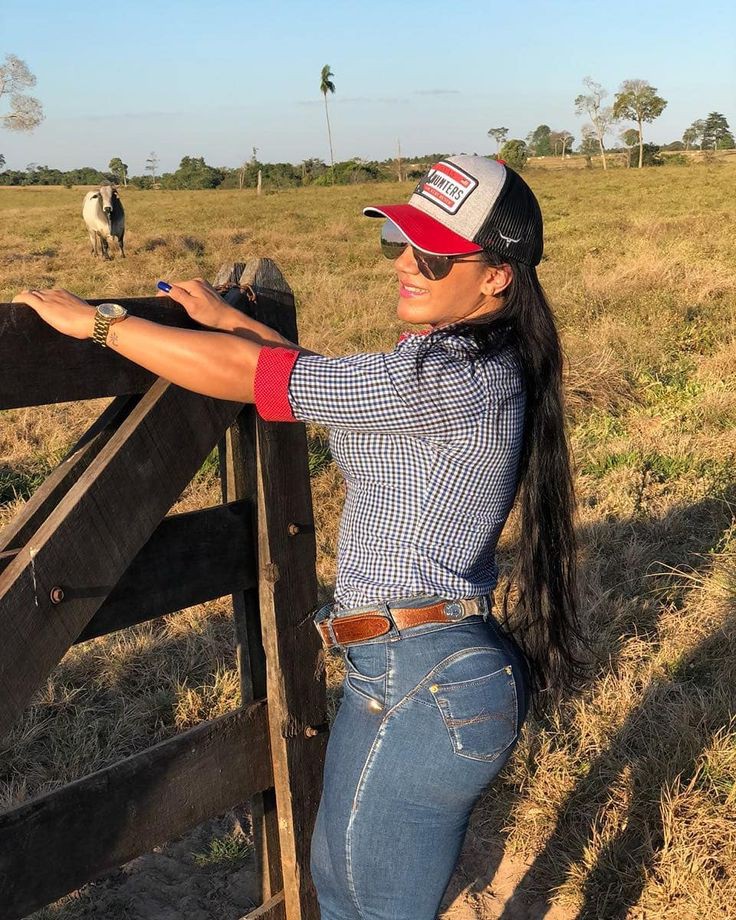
[98, 302, 126, 319]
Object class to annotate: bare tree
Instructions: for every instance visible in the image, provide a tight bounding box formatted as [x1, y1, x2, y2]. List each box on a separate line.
[145, 151, 159, 185]
[574, 77, 616, 170]
[0, 55, 44, 132]
[559, 130, 574, 158]
[487, 127, 508, 153]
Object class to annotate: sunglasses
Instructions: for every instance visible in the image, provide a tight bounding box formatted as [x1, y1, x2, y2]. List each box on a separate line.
[380, 219, 486, 281]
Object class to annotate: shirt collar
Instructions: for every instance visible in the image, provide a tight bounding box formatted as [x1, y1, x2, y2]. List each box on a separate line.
[397, 328, 431, 344]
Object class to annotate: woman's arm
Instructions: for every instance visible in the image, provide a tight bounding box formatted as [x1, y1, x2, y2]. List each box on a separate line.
[159, 278, 317, 354]
[11, 287, 294, 404]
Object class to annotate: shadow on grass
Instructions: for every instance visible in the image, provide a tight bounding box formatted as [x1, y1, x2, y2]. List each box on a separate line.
[497, 489, 736, 919]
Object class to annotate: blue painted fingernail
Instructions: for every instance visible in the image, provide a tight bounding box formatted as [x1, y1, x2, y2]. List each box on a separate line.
[157, 280, 172, 293]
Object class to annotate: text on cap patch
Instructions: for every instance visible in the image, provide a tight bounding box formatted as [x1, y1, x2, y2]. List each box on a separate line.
[416, 161, 479, 215]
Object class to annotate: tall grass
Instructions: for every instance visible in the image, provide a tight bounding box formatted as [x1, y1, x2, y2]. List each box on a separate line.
[1, 159, 735, 918]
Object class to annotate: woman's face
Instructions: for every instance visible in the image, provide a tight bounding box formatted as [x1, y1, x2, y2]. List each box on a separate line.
[392, 245, 512, 329]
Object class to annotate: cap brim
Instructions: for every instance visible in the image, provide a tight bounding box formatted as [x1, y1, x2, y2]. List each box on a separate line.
[362, 203, 483, 256]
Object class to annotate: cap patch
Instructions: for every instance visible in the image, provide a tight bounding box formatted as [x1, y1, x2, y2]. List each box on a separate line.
[415, 161, 479, 215]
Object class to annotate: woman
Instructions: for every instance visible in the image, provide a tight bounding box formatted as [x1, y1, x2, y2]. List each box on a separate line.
[14, 155, 584, 919]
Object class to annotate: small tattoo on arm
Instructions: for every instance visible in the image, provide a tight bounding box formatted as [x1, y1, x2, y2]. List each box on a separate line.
[109, 330, 119, 347]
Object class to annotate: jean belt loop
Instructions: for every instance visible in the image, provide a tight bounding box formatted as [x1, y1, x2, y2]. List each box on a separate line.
[480, 594, 491, 621]
[383, 599, 399, 638]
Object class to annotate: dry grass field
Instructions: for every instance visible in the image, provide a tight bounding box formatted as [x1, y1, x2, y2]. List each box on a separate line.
[1, 158, 735, 919]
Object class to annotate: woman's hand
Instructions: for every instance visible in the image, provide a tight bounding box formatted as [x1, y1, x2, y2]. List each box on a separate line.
[157, 278, 229, 330]
[12, 289, 95, 339]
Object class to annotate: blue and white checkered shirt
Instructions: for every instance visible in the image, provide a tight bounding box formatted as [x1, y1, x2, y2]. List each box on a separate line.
[255, 331, 525, 610]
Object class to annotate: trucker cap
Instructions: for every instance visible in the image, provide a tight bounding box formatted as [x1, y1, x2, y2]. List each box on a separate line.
[363, 154, 543, 266]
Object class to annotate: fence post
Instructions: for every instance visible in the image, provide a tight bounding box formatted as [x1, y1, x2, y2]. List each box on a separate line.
[214, 259, 327, 920]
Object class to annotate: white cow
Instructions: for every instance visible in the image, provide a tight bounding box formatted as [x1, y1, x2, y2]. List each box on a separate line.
[82, 185, 125, 259]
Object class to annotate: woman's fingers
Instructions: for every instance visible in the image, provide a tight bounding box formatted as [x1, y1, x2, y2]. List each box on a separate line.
[10, 288, 94, 338]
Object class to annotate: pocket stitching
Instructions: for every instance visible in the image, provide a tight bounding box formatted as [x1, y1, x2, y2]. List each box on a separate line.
[433, 668, 518, 763]
[344, 644, 388, 708]
[432, 663, 511, 692]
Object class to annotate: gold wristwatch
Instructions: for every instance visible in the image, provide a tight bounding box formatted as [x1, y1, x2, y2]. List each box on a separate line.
[92, 302, 128, 347]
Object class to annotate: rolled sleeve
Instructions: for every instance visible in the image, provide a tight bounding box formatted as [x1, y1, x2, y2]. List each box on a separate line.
[286, 340, 487, 439]
[254, 346, 301, 421]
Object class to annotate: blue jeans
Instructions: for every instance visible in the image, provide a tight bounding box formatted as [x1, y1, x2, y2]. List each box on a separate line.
[310, 598, 530, 920]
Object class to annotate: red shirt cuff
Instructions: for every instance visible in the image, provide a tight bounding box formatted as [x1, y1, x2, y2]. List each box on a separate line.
[254, 347, 300, 422]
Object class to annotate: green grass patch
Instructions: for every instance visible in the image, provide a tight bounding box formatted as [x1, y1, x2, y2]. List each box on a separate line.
[192, 832, 253, 867]
[636, 359, 704, 408]
[0, 463, 53, 505]
[308, 432, 333, 478]
[580, 449, 734, 487]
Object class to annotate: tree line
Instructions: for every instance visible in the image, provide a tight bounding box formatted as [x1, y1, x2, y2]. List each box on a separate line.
[0, 152, 448, 189]
[1, 54, 734, 188]
[488, 77, 734, 171]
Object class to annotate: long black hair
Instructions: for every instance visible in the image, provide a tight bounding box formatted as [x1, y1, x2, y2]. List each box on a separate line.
[418, 253, 587, 703]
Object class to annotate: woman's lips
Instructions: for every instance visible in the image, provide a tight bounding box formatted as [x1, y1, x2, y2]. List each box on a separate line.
[399, 281, 428, 298]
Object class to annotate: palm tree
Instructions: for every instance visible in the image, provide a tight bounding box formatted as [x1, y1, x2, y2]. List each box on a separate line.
[320, 65, 336, 183]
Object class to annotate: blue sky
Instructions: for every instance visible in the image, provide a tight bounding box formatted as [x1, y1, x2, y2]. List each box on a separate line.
[1, 0, 734, 173]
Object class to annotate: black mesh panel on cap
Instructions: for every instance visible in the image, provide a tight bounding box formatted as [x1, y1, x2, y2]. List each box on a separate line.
[473, 168, 544, 266]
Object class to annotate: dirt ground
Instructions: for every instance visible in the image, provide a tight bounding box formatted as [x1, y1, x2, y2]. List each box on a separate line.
[34, 808, 570, 920]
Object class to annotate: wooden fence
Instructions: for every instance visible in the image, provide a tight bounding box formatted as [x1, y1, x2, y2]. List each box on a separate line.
[0, 259, 328, 920]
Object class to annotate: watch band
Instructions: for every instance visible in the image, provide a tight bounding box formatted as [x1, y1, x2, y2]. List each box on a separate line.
[92, 313, 112, 347]
[91, 305, 128, 347]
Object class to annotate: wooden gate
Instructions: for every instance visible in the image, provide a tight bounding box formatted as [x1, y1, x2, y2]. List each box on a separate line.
[0, 259, 328, 920]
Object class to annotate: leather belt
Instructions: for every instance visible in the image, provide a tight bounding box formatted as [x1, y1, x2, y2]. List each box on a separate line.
[316, 596, 489, 650]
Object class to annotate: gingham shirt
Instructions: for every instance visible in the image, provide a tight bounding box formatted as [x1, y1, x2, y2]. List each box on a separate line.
[254, 330, 525, 610]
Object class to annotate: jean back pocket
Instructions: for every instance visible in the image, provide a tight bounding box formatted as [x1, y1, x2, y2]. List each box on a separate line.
[431, 664, 518, 762]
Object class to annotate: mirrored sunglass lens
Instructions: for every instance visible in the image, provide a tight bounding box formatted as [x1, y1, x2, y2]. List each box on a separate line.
[380, 219, 408, 260]
[379, 219, 453, 280]
[415, 251, 452, 280]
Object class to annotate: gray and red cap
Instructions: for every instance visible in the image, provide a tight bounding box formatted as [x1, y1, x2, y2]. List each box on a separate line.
[364, 155, 543, 266]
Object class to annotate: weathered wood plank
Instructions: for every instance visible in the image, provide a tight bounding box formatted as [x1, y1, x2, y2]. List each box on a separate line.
[0, 297, 199, 409]
[217, 260, 286, 903]
[241, 890, 286, 920]
[76, 501, 256, 642]
[0, 395, 140, 553]
[0, 701, 272, 920]
[0, 378, 243, 738]
[242, 259, 327, 920]
[255, 419, 327, 920]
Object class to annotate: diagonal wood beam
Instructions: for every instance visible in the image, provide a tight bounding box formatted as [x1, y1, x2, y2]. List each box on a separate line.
[0, 394, 141, 553]
[0, 378, 243, 738]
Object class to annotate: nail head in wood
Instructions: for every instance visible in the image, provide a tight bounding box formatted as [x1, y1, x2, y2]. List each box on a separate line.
[50, 586, 65, 605]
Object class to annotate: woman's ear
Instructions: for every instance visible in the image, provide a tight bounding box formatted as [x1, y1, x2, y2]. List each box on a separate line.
[480, 263, 513, 298]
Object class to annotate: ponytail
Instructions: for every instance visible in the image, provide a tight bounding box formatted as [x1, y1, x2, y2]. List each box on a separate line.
[418, 255, 587, 703]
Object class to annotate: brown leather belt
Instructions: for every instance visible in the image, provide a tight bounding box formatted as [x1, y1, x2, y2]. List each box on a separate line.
[316, 596, 489, 650]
